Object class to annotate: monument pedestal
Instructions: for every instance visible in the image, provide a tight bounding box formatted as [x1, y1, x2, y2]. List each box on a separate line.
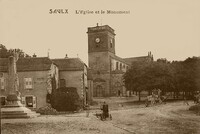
[1, 54, 39, 119]
[1, 94, 40, 119]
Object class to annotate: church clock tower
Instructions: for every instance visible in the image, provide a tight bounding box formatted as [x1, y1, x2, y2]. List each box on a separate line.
[87, 24, 116, 97]
[88, 24, 116, 54]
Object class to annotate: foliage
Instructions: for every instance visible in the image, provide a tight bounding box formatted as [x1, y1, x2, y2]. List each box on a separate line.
[123, 56, 200, 99]
[123, 61, 174, 93]
[36, 105, 57, 115]
[172, 57, 200, 93]
[51, 87, 83, 112]
[0, 44, 30, 58]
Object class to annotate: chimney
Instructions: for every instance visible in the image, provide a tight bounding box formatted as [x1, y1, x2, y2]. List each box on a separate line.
[65, 54, 68, 58]
[33, 53, 37, 57]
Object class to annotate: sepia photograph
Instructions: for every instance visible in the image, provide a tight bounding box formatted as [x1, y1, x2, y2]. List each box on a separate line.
[0, 0, 200, 134]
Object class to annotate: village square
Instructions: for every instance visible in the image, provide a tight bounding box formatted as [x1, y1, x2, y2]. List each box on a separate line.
[0, 24, 200, 134]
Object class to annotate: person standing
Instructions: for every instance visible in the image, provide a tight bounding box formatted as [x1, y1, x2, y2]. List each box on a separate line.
[102, 101, 109, 119]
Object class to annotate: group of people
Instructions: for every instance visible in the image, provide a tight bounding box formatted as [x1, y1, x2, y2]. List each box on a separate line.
[146, 88, 165, 107]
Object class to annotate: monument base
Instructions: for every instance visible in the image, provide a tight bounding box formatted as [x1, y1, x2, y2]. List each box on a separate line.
[1, 94, 40, 119]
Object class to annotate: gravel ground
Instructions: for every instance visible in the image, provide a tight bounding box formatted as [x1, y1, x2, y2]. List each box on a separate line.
[110, 101, 200, 134]
[1, 99, 200, 134]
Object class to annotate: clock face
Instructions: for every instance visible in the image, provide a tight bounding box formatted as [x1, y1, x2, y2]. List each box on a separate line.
[95, 38, 100, 43]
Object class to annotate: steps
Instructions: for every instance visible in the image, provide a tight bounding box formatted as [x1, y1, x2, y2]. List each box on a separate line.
[1, 106, 40, 119]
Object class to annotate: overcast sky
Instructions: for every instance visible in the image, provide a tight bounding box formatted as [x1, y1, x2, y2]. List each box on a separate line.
[0, 0, 200, 65]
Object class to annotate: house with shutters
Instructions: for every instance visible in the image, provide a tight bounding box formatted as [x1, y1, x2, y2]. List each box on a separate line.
[52, 57, 89, 105]
[0, 57, 59, 109]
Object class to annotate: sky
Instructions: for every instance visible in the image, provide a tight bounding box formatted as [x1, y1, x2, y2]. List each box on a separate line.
[0, 0, 200, 65]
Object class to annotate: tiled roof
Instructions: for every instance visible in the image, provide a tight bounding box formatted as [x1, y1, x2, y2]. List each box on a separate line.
[52, 58, 84, 71]
[0, 57, 53, 72]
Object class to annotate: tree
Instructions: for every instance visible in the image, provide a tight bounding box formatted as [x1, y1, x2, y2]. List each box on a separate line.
[51, 87, 83, 111]
[0, 44, 30, 58]
[123, 61, 152, 101]
[123, 60, 174, 101]
[0, 44, 11, 58]
[171, 57, 200, 99]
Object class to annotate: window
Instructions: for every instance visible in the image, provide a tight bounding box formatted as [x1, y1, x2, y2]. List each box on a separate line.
[22, 96, 36, 108]
[120, 63, 122, 70]
[110, 39, 113, 48]
[0, 96, 6, 106]
[0, 78, 5, 90]
[60, 79, 66, 88]
[116, 62, 119, 70]
[24, 78, 33, 89]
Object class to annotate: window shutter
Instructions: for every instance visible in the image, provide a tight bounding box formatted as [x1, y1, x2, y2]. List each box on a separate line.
[31, 78, 34, 89]
[0, 78, 3, 89]
[4, 78, 6, 91]
[24, 78, 26, 89]
[0, 78, 2, 89]
[33, 96, 36, 108]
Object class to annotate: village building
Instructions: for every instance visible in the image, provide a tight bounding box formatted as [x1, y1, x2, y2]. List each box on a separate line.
[0, 57, 59, 109]
[0, 54, 91, 110]
[87, 24, 153, 97]
[52, 57, 89, 105]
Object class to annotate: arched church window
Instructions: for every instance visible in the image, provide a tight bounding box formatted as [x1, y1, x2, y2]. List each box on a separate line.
[110, 39, 113, 48]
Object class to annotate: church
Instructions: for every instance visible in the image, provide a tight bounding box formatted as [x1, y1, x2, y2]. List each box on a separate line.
[87, 24, 153, 97]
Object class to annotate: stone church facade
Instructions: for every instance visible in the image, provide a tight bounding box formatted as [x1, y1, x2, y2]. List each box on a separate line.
[87, 25, 153, 97]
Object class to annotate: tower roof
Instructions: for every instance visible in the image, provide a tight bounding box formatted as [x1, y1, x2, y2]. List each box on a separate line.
[87, 25, 115, 35]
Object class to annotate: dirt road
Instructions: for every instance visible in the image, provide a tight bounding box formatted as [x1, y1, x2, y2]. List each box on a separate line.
[110, 101, 200, 134]
[1, 101, 200, 134]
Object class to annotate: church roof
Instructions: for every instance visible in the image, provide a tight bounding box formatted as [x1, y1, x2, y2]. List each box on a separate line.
[52, 58, 85, 71]
[110, 53, 130, 65]
[123, 56, 153, 65]
[0, 57, 53, 72]
[87, 25, 115, 35]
